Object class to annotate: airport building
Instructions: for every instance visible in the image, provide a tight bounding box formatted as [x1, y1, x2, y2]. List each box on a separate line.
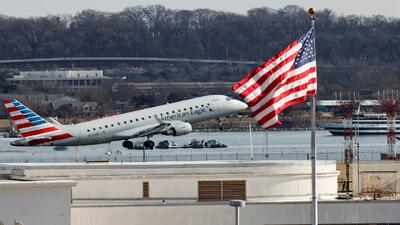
[1, 160, 400, 225]
[7, 70, 111, 89]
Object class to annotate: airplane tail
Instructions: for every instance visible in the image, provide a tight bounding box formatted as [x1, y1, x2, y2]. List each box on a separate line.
[3, 99, 59, 137]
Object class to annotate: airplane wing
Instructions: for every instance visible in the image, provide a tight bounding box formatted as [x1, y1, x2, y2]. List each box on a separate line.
[113, 116, 172, 139]
[114, 115, 192, 140]
[129, 122, 171, 138]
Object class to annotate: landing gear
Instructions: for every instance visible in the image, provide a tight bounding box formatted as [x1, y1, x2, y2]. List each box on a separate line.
[122, 140, 134, 149]
[122, 140, 154, 150]
[144, 140, 155, 149]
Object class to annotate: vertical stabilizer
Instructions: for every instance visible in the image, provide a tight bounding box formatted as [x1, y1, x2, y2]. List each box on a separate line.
[3, 99, 59, 137]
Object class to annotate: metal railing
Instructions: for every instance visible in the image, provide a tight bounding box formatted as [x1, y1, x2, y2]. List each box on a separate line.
[0, 150, 385, 163]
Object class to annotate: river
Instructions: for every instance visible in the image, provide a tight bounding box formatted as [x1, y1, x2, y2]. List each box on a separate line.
[0, 130, 391, 162]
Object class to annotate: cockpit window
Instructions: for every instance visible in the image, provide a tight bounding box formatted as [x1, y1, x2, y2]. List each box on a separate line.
[226, 97, 233, 101]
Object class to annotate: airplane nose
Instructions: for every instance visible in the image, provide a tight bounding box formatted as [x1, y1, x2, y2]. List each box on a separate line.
[10, 140, 19, 146]
[233, 99, 248, 111]
[10, 139, 27, 146]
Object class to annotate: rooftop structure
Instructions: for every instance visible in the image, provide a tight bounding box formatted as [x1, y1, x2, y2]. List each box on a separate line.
[1, 160, 339, 202]
[2, 160, 400, 225]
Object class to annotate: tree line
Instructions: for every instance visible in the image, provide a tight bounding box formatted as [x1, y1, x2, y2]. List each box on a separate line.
[0, 5, 398, 63]
[0, 5, 399, 98]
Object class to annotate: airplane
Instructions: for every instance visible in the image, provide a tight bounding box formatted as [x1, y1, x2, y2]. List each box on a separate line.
[2, 95, 248, 148]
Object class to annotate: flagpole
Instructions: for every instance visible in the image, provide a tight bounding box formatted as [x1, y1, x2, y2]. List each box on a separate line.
[308, 7, 318, 225]
[249, 122, 254, 160]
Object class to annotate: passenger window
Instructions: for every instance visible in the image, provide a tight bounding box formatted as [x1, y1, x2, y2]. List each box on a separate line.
[130, 120, 133, 123]
[207, 103, 210, 106]
[148, 116, 151, 119]
[172, 110, 175, 113]
[87, 129, 90, 132]
[117, 122, 121, 125]
[99, 127, 102, 130]
[111, 124, 114, 127]
[195, 106, 198, 108]
[141, 117, 145, 120]
[178, 109, 181, 112]
[189, 107, 193, 110]
[184, 108, 187, 111]
[105, 125, 108, 128]
[124, 121, 127, 124]
[93, 128, 96, 131]
[201, 104, 204, 107]
[166, 112, 169, 115]
[135, 119, 139, 122]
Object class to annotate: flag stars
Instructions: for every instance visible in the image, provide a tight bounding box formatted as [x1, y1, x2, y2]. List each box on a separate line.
[295, 28, 316, 68]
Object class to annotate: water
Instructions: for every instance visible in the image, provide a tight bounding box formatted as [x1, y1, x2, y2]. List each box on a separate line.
[0, 130, 391, 163]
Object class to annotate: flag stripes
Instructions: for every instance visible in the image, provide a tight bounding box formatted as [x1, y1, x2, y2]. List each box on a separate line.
[233, 27, 317, 128]
[233, 42, 301, 95]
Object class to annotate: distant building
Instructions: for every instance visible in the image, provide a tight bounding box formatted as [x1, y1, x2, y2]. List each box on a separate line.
[7, 70, 111, 89]
[51, 96, 82, 110]
[51, 96, 100, 118]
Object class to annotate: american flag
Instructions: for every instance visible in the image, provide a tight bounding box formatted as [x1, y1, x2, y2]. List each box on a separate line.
[233, 27, 317, 128]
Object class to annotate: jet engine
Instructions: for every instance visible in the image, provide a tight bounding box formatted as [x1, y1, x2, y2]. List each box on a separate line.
[163, 121, 192, 136]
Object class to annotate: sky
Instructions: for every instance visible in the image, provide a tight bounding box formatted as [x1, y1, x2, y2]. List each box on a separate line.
[0, 0, 399, 18]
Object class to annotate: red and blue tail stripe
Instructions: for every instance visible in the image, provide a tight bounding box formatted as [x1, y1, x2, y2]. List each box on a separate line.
[4, 99, 60, 137]
[3, 99, 73, 145]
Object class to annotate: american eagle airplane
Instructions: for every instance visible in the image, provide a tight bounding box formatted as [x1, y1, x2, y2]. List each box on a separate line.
[3, 95, 247, 148]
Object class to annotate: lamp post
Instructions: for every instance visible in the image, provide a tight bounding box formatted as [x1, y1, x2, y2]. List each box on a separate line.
[229, 200, 246, 225]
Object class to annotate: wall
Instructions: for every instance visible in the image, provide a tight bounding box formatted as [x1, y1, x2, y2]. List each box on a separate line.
[71, 200, 400, 225]
[352, 160, 400, 197]
[0, 180, 76, 225]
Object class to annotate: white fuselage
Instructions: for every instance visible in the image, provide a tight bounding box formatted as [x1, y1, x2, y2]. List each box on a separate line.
[42, 95, 247, 146]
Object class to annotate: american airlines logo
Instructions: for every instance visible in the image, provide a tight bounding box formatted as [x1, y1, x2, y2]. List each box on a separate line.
[161, 107, 208, 121]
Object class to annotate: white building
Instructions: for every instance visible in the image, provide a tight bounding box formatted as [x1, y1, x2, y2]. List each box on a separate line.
[7, 70, 111, 89]
[3, 160, 339, 202]
[1, 160, 400, 225]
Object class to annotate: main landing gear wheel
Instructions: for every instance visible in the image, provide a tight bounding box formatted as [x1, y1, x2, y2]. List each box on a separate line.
[122, 140, 134, 149]
[144, 140, 155, 149]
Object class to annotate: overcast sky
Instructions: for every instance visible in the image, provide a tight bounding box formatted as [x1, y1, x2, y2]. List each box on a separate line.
[1, 0, 399, 18]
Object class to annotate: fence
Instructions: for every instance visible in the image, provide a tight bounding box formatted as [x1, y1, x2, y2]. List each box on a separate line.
[0, 150, 386, 163]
